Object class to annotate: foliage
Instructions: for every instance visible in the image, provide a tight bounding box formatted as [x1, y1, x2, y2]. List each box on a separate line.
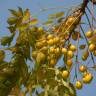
[0, 0, 96, 96]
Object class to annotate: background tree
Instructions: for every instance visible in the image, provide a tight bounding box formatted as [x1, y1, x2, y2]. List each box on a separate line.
[0, 0, 96, 96]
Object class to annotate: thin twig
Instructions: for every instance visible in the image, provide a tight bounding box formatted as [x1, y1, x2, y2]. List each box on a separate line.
[80, 25, 95, 65]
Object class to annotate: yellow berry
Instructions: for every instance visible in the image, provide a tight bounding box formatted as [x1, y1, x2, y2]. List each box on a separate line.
[50, 59, 57, 66]
[66, 59, 73, 68]
[69, 45, 76, 51]
[67, 50, 74, 58]
[62, 48, 67, 55]
[82, 51, 89, 61]
[85, 31, 93, 38]
[83, 72, 93, 84]
[47, 39, 54, 46]
[89, 43, 96, 52]
[75, 80, 83, 90]
[62, 70, 69, 79]
[53, 37, 60, 44]
[72, 33, 78, 40]
[79, 65, 87, 72]
[49, 47, 55, 53]
[47, 34, 54, 40]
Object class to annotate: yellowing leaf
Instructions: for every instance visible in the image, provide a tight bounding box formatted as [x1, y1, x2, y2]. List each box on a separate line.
[48, 12, 64, 18]
[29, 19, 39, 25]
[43, 19, 53, 25]
[24, 9, 30, 17]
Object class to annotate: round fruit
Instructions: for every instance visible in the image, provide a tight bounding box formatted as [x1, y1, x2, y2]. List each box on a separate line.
[53, 37, 60, 44]
[50, 59, 57, 66]
[40, 46, 48, 53]
[75, 80, 83, 90]
[69, 45, 76, 51]
[32, 51, 38, 59]
[62, 48, 67, 55]
[83, 72, 93, 84]
[66, 59, 73, 68]
[89, 43, 96, 52]
[72, 33, 78, 40]
[85, 31, 93, 38]
[55, 47, 61, 54]
[0, 50, 5, 61]
[67, 50, 74, 58]
[47, 39, 54, 46]
[35, 42, 43, 48]
[79, 65, 87, 72]
[66, 17, 74, 25]
[82, 51, 89, 61]
[47, 34, 54, 40]
[36, 52, 46, 64]
[49, 47, 55, 53]
[62, 70, 69, 79]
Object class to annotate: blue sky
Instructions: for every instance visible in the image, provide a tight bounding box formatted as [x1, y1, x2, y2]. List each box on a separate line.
[0, 0, 96, 96]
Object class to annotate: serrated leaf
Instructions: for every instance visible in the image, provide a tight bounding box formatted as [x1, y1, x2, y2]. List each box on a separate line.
[79, 44, 86, 50]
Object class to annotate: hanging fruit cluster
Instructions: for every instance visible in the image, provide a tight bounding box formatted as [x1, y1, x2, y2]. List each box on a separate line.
[0, 0, 96, 96]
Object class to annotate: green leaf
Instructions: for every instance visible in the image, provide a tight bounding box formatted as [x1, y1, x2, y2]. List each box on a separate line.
[17, 23, 28, 31]
[57, 17, 65, 23]
[8, 9, 19, 17]
[69, 83, 76, 96]
[7, 17, 18, 25]
[1, 33, 15, 46]
[43, 19, 53, 25]
[58, 85, 69, 96]
[7, 26, 16, 33]
[18, 7, 23, 16]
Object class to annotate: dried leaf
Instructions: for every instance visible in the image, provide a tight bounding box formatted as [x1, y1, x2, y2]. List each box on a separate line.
[79, 44, 86, 50]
